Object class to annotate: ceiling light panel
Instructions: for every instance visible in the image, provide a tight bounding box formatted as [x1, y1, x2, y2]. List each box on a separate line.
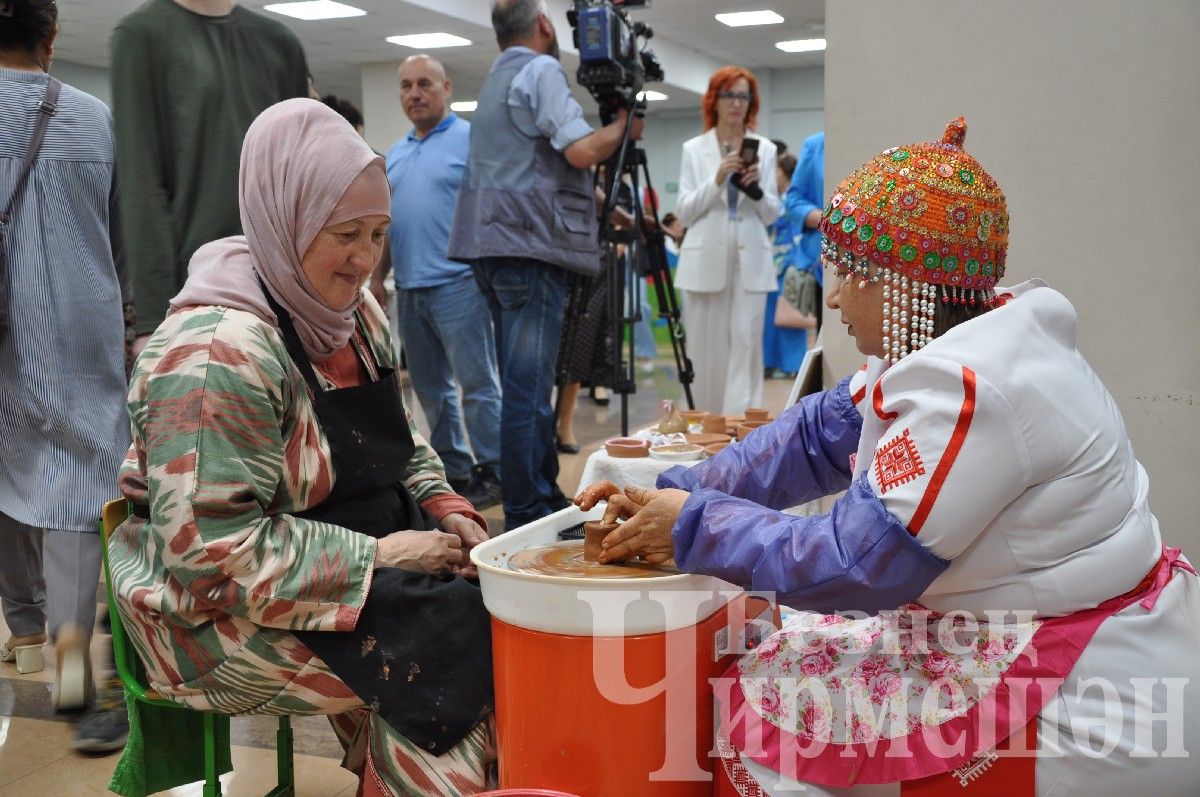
[715, 10, 784, 27]
[386, 33, 472, 49]
[264, 1, 365, 20]
[776, 38, 827, 53]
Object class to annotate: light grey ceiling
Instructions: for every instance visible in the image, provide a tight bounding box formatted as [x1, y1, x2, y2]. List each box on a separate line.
[636, 0, 825, 71]
[54, 0, 825, 111]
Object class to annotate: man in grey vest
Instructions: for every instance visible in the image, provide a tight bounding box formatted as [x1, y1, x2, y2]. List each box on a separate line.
[448, 0, 644, 530]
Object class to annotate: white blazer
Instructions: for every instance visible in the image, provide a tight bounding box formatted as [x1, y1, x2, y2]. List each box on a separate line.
[673, 128, 782, 294]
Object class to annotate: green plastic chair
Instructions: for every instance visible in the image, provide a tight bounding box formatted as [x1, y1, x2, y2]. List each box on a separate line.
[101, 499, 295, 797]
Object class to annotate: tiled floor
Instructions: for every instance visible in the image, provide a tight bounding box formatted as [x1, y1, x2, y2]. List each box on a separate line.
[0, 354, 796, 795]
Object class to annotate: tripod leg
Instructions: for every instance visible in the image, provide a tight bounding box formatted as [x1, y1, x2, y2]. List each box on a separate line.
[631, 152, 696, 409]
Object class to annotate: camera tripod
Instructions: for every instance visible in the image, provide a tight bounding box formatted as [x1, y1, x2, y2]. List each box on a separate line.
[554, 105, 695, 437]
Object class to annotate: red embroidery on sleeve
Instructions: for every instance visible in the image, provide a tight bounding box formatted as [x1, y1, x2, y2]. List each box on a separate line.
[907, 366, 978, 535]
[873, 380, 898, 421]
[851, 384, 867, 405]
[874, 428, 925, 493]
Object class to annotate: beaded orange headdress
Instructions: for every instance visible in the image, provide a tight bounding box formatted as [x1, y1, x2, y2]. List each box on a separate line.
[819, 117, 1009, 363]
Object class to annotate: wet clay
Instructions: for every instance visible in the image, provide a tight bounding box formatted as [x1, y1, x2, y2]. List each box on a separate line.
[584, 521, 617, 561]
[508, 540, 678, 579]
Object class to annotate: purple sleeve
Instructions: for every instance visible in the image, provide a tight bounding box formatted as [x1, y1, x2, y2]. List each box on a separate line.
[656, 376, 862, 510]
[670, 474, 948, 615]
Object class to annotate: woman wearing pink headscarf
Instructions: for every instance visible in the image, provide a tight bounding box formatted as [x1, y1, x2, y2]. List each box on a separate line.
[108, 99, 495, 796]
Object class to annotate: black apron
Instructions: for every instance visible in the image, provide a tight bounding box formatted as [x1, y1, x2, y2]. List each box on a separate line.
[262, 287, 493, 755]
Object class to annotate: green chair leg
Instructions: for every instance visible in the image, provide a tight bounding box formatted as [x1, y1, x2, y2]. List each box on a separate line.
[203, 713, 223, 797]
[265, 715, 295, 797]
[103, 499, 297, 797]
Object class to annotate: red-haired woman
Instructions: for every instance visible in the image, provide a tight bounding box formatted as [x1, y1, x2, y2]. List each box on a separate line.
[674, 66, 782, 414]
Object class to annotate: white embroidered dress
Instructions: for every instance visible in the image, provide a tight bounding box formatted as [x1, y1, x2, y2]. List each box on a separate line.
[720, 282, 1200, 796]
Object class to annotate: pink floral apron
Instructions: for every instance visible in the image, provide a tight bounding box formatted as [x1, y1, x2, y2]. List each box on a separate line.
[715, 547, 1193, 793]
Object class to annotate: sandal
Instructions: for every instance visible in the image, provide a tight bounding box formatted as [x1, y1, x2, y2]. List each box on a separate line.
[0, 633, 47, 674]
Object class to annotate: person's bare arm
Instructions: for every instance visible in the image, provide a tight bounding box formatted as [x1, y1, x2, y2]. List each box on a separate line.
[565, 109, 644, 169]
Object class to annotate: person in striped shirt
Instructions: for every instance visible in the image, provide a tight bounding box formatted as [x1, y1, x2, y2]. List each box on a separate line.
[0, 0, 131, 752]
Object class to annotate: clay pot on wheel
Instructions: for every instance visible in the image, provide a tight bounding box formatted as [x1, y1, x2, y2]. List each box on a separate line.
[584, 521, 619, 562]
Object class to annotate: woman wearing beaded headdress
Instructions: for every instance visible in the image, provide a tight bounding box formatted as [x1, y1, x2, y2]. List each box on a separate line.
[578, 118, 1200, 795]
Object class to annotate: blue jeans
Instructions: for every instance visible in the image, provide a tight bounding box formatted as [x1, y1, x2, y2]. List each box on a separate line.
[396, 275, 502, 481]
[471, 258, 569, 530]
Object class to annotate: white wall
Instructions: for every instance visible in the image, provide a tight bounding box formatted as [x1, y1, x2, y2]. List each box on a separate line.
[824, 0, 1200, 544]
[361, 61, 407, 154]
[51, 60, 111, 107]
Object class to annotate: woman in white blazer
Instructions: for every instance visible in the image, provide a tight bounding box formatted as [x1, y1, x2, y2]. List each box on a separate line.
[675, 66, 782, 414]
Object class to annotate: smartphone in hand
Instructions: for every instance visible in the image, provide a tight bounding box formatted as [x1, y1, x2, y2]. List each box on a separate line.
[738, 137, 760, 166]
[731, 138, 763, 200]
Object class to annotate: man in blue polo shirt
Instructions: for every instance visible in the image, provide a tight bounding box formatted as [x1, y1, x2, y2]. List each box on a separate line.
[375, 54, 502, 509]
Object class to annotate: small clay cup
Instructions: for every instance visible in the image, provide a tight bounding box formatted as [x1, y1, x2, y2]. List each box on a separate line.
[701, 414, 727, 434]
[736, 420, 770, 441]
[744, 407, 770, 422]
[604, 437, 650, 458]
[704, 441, 730, 457]
[680, 410, 708, 425]
[584, 520, 619, 561]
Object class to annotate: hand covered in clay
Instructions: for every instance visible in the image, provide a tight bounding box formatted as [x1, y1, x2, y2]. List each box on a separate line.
[573, 480, 621, 511]
[440, 512, 487, 578]
[597, 485, 688, 566]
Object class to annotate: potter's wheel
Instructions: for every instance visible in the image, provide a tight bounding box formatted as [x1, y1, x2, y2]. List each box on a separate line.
[507, 540, 678, 579]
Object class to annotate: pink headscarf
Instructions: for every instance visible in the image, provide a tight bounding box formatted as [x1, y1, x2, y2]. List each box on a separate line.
[170, 99, 390, 362]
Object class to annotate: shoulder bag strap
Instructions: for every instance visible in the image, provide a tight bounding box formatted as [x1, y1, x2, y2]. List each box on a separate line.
[1, 76, 61, 336]
[0, 76, 61, 227]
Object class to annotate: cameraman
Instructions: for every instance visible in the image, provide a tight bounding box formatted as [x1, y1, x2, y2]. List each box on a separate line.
[448, 0, 644, 531]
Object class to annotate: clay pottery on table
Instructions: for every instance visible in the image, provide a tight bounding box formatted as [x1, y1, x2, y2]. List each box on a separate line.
[736, 420, 770, 441]
[684, 432, 732, 447]
[584, 520, 619, 561]
[704, 441, 730, 457]
[745, 407, 770, 422]
[701, 414, 727, 434]
[604, 437, 650, 458]
[680, 410, 708, 426]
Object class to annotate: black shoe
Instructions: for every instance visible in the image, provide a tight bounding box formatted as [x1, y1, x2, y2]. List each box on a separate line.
[462, 465, 502, 510]
[589, 386, 610, 406]
[72, 681, 128, 755]
[555, 436, 580, 455]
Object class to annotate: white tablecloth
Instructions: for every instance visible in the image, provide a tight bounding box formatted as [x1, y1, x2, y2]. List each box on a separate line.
[576, 449, 701, 494]
[577, 447, 821, 518]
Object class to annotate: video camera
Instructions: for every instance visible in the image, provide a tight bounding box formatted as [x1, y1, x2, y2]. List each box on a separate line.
[567, 0, 664, 114]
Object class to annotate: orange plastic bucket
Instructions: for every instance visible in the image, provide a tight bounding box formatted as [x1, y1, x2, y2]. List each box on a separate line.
[491, 594, 774, 797]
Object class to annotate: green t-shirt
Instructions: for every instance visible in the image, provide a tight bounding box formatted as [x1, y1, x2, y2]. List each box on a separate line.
[111, 0, 309, 333]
